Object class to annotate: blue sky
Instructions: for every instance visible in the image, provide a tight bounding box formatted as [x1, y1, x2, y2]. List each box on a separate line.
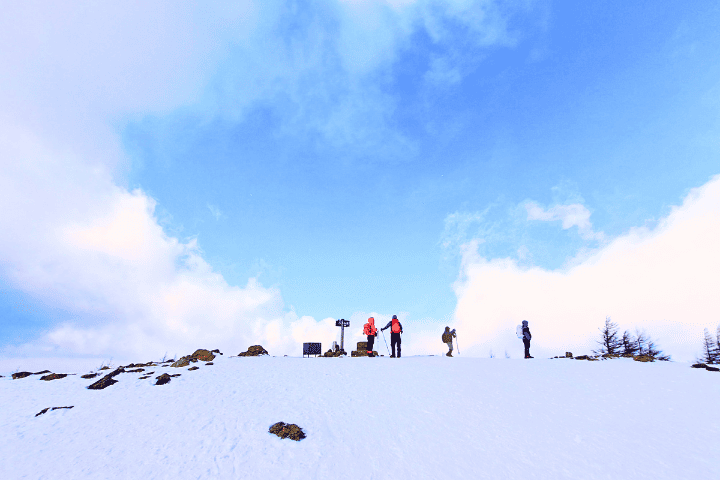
[1, 1, 719, 365]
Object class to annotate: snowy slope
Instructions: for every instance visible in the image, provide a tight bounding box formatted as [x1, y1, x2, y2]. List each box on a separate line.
[1, 355, 718, 480]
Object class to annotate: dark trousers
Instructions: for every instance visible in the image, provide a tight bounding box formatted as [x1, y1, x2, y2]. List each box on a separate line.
[367, 335, 375, 354]
[391, 332, 401, 357]
[523, 339, 531, 358]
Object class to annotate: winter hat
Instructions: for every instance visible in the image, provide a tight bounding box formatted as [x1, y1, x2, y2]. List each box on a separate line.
[522, 320, 528, 326]
[392, 315, 397, 319]
[445, 326, 450, 331]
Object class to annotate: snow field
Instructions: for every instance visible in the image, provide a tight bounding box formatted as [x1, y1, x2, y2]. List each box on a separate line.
[1, 355, 718, 479]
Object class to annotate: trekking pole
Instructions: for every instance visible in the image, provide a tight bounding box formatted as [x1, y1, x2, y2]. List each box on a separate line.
[381, 329, 390, 356]
[456, 336, 460, 355]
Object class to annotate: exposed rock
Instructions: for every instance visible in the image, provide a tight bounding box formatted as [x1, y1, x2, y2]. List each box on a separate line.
[706, 365, 720, 372]
[351, 350, 379, 357]
[36, 406, 73, 417]
[155, 373, 172, 385]
[81, 373, 99, 379]
[691, 363, 707, 368]
[322, 349, 346, 357]
[126, 368, 144, 373]
[269, 422, 306, 441]
[40, 373, 67, 381]
[138, 375, 151, 380]
[633, 355, 654, 362]
[125, 362, 155, 368]
[35, 370, 51, 374]
[171, 356, 194, 368]
[238, 345, 269, 356]
[12, 372, 33, 379]
[87, 367, 125, 390]
[99, 366, 110, 370]
[191, 349, 215, 362]
[205, 362, 214, 365]
[565, 352, 573, 358]
[357, 341, 368, 351]
[211, 349, 223, 355]
[188, 366, 199, 371]
[169, 374, 181, 377]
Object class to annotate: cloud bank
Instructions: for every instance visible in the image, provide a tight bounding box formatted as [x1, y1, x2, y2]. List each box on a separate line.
[1, 1, 529, 367]
[452, 175, 720, 362]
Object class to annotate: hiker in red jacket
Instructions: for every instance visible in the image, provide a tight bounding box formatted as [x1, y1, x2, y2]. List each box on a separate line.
[380, 315, 403, 358]
[363, 317, 378, 356]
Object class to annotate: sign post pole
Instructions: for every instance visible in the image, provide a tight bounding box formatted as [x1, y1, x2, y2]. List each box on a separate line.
[335, 319, 350, 353]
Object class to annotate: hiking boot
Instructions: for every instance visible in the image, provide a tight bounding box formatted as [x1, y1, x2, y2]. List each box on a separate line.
[446, 352, 453, 357]
[390, 355, 396, 358]
[367, 351, 373, 357]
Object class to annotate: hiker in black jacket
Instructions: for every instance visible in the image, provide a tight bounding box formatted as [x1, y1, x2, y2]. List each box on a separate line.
[380, 315, 403, 357]
[522, 320, 533, 358]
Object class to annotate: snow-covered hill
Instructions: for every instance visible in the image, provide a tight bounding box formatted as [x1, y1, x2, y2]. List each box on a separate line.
[1, 354, 718, 479]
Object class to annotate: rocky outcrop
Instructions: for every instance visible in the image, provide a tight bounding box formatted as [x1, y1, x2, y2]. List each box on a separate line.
[12, 370, 51, 379]
[170, 356, 193, 368]
[154, 373, 181, 385]
[40, 373, 67, 381]
[351, 341, 378, 357]
[191, 349, 215, 362]
[269, 422, 306, 441]
[238, 345, 269, 356]
[633, 355, 654, 362]
[81, 373, 99, 379]
[188, 366, 199, 371]
[87, 367, 125, 390]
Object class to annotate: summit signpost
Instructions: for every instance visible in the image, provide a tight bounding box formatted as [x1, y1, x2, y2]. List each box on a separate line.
[335, 319, 349, 353]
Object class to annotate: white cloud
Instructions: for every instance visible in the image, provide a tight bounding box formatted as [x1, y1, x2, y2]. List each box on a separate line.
[453, 175, 720, 362]
[525, 201, 605, 241]
[0, 2, 344, 364]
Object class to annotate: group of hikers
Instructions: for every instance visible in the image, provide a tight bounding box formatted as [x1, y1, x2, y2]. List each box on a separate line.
[360, 317, 533, 358]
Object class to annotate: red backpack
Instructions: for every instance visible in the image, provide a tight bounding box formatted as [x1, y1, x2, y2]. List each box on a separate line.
[391, 318, 401, 333]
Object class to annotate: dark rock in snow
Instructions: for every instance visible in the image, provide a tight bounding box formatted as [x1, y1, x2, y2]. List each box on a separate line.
[691, 363, 707, 368]
[40, 373, 67, 381]
[155, 373, 172, 385]
[36, 406, 74, 417]
[191, 349, 215, 362]
[269, 422, 306, 441]
[87, 367, 125, 390]
[238, 345, 269, 356]
[706, 365, 720, 372]
[12, 372, 33, 379]
[81, 373, 99, 379]
[205, 362, 213, 365]
[633, 355, 654, 362]
[188, 366, 199, 371]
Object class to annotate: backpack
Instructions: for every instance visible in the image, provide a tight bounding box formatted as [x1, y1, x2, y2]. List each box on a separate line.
[441, 332, 451, 343]
[391, 319, 401, 333]
[516, 325, 524, 339]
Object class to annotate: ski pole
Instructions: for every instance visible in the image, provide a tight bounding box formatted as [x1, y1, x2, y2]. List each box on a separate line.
[456, 336, 460, 355]
[381, 329, 390, 356]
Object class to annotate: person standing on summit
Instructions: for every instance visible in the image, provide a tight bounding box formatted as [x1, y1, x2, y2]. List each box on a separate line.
[442, 326, 456, 357]
[380, 315, 403, 358]
[522, 320, 533, 358]
[363, 317, 378, 357]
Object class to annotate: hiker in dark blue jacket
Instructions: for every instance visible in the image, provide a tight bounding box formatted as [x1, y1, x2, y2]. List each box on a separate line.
[380, 315, 403, 358]
[522, 320, 533, 358]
